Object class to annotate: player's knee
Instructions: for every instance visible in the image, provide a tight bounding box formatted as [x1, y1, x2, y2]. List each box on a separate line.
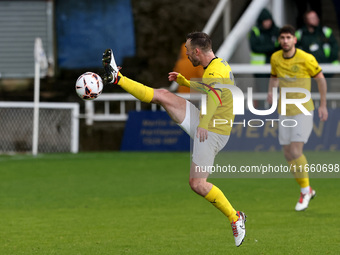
[152, 88, 171, 104]
[189, 178, 203, 194]
[284, 145, 302, 161]
[290, 146, 303, 159]
[283, 149, 292, 161]
[291, 150, 302, 160]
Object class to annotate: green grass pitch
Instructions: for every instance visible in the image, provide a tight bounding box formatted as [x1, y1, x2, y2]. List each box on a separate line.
[0, 151, 339, 254]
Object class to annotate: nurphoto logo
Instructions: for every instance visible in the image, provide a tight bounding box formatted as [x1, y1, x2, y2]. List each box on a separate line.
[200, 84, 312, 128]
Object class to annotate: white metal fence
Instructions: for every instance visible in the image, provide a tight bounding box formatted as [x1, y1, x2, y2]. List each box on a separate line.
[82, 92, 340, 125]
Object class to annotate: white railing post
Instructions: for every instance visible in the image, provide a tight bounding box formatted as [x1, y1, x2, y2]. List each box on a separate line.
[32, 37, 48, 156]
[105, 101, 110, 115]
[85, 100, 94, 126]
[32, 55, 40, 156]
[136, 101, 141, 111]
[71, 103, 79, 153]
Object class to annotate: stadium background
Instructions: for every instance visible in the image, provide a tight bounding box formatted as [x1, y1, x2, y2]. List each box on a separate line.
[2, 0, 338, 152]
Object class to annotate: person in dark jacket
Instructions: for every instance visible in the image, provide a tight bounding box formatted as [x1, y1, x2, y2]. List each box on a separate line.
[249, 8, 280, 65]
[249, 8, 280, 108]
[296, 10, 339, 65]
[296, 10, 339, 84]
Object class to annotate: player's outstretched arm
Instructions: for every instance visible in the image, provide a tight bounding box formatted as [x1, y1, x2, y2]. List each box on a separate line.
[168, 72, 190, 87]
[314, 72, 328, 121]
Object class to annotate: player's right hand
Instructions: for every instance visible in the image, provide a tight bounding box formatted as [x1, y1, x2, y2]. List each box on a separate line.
[196, 127, 208, 142]
[168, 72, 179, 82]
[318, 105, 328, 121]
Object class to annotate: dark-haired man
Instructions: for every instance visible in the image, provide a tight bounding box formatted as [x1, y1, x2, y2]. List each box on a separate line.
[268, 25, 328, 211]
[102, 32, 246, 246]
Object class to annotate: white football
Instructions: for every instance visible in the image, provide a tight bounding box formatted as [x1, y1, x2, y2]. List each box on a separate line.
[75, 72, 103, 100]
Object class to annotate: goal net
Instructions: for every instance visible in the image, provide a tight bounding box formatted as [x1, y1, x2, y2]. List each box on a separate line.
[0, 102, 79, 154]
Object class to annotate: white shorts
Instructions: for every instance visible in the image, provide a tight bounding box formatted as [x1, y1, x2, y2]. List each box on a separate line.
[179, 101, 230, 167]
[278, 111, 313, 145]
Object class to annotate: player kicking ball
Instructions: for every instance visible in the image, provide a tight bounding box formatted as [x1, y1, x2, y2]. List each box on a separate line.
[102, 32, 246, 247]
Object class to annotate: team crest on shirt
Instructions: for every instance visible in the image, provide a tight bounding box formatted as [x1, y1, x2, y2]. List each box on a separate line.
[291, 65, 299, 72]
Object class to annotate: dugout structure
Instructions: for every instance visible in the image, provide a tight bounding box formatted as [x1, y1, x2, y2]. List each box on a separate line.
[0, 102, 79, 154]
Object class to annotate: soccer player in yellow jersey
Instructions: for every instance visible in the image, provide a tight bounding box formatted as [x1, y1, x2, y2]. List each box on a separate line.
[102, 32, 246, 247]
[268, 25, 328, 211]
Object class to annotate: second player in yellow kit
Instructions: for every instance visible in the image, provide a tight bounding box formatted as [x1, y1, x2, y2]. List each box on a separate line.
[268, 25, 328, 211]
[271, 48, 322, 116]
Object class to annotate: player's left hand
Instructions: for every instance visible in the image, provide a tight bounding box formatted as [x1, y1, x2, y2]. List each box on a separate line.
[318, 105, 328, 121]
[196, 127, 208, 142]
[168, 72, 179, 82]
[267, 92, 273, 105]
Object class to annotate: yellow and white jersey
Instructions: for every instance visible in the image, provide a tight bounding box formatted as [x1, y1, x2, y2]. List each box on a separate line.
[270, 48, 322, 116]
[195, 57, 235, 135]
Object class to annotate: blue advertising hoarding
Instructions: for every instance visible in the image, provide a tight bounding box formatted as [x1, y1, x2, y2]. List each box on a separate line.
[121, 111, 190, 151]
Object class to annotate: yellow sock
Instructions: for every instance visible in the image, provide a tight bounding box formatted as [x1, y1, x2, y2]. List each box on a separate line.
[204, 185, 238, 223]
[290, 154, 309, 188]
[294, 154, 309, 188]
[117, 73, 154, 103]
